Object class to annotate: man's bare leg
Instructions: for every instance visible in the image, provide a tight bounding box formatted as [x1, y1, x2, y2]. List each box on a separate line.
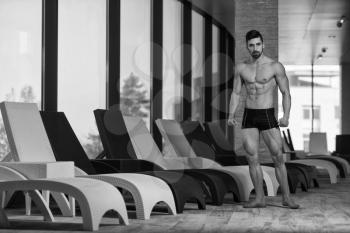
[261, 128, 299, 209]
[242, 128, 266, 208]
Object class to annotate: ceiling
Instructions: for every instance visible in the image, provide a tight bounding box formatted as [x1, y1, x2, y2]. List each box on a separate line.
[279, 0, 350, 65]
[188, 0, 235, 35]
[190, 0, 350, 66]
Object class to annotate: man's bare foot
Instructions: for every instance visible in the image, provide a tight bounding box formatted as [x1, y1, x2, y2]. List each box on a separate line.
[282, 198, 300, 209]
[243, 199, 266, 208]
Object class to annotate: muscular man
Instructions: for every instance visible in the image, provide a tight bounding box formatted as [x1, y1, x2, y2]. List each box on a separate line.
[228, 30, 299, 209]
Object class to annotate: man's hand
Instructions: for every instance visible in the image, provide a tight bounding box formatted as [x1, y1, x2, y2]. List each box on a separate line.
[279, 116, 289, 127]
[228, 115, 239, 126]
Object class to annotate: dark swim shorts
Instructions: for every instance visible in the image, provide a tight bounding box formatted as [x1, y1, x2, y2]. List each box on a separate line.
[242, 108, 279, 131]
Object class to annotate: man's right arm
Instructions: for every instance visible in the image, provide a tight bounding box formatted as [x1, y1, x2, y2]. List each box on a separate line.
[228, 65, 242, 125]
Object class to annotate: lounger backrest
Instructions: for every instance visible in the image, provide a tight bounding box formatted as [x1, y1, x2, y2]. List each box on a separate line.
[155, 119, 197, 158]
[180, 121, 216, 160]
[40, 111, 97, 175]
[94, 109, 138, 159]
[336, 134, 350, 154]
[0, 102, 56, 162]
[281, 137, 290, 153]
[204, 121, 234, 154]
[281, 129, 298, 160]
[309, 132, 329, 155]
[122, 116, 168, 169]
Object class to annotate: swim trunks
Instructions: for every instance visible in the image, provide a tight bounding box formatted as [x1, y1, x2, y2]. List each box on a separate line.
[241, 108, 279, 131]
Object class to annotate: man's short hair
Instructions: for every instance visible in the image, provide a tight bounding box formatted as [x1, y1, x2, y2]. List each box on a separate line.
[246, 30, 263, 43]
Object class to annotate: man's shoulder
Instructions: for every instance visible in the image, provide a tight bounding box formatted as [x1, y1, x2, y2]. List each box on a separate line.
[263, 57, 284, 70]
[271, 61, 286, 72]
[235, 62, 246, 72]
[263, 56, 279, 66]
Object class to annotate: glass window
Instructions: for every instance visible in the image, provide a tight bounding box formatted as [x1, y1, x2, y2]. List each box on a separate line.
[314, 106, 320, 120]
[120, 0, 151, 127]
[191, 10, 204, 121]
[57, 0, 106, 158]
[212, 25, 219, 120]
[303, 108, 310, 119]
[162, 0, 181, 120]
[314, 65, 340, 150]
[0, 0, 42, 159]
[279, 66, 312, 151]
[279, 65, 340, 151]
[302, 133, 309, 152]
[335, 105, 340, 119]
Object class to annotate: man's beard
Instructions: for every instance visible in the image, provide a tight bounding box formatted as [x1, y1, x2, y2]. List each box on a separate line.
[251, 51, 262, 59]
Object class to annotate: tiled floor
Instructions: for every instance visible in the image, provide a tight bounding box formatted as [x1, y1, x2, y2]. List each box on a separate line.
[1, 177, 350, 233]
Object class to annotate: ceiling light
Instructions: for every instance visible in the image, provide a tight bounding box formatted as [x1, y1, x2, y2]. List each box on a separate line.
[337, 15, 346, 28]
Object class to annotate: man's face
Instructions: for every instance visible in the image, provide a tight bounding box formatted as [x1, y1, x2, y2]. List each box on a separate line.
[247, 37, 264, 59]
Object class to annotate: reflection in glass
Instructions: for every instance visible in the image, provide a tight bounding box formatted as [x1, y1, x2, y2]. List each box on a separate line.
[58, 0, 106, 158]
[191, 11, 204, 121]
[212, 25, 219, 120]
[162, 0, 181, 120]
[120, 0, 151, 127]
[0, 0, 42, 158]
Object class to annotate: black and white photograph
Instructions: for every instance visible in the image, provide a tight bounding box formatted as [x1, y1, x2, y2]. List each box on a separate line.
[0, 0, 349, 232]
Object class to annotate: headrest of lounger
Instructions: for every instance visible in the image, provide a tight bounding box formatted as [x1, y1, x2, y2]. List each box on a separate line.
[123, 116, 167, 166]
[309, 132, 328, 155]
[0, 102, 56, 162]
[155, 119, 197, 158]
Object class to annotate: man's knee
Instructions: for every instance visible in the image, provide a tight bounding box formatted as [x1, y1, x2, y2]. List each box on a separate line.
[269, 145, 282, 157]
[271, 154, 285, 168]
[243, 141, 258, 156]
[246, 155, 260, 167]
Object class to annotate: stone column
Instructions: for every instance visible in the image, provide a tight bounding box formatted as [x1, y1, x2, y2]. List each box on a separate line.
[341, 63, 350, 134]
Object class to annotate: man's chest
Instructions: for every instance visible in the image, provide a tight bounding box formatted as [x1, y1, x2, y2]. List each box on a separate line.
[240, 64, 275, 84]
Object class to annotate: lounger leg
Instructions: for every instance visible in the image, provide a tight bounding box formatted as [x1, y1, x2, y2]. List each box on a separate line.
[0, 207, 9, 228]
[22, 191, 72, 218]
[301, 182, 307, 192]
[142, 202, 157, 220]
[197, 198, 206, 210]
[42, 190, 50, 204]
[0, 191, 28, 215]
[117, 212, 129, 225]
[80, 206, 129, 231]
[25, 192, 31, 215]
[0, 191, 6, 208]
[262, 170, 279, 196]
[328, 170, 337, 184]
[2, 191, 14, 208]
[51, 192, 74, 217]
[69, 196, 76, 217]
[80, 194, 129, 231]
[28, 190, 54, 222]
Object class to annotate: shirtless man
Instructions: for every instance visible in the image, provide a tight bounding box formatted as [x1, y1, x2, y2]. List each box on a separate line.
[228, 30, 299, 209]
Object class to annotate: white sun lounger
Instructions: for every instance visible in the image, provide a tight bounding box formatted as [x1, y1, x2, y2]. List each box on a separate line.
[0, 101, 176, 221]
[0, 172, 129, 230]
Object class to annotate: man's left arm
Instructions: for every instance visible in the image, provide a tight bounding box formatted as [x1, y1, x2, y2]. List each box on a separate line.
[275, 62, 291, 127]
